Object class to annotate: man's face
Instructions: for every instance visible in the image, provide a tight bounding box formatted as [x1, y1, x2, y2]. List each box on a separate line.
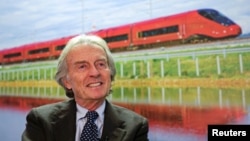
[63, 44, 111, 102]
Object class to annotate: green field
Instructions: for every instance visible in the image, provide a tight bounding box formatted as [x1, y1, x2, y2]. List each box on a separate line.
[1, 45, 250, 81]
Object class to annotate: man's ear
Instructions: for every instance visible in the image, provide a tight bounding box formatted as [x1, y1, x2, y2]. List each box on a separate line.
[62, 77, 72, 89]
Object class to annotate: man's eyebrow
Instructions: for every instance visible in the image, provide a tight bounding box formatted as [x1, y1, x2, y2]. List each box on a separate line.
[73, 60, 88, 65]
[73, 58, 107, 65]
[95, 58, 107, 62]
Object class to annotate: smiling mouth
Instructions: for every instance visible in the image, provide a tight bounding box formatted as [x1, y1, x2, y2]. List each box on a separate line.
[87, 82, 102, 87]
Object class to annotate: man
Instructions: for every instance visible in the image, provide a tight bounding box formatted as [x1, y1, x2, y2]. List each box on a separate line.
[22, 34, 149, 141]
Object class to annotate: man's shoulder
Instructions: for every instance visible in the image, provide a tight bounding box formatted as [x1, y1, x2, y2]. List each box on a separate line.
[30, 98, 75, 117]
[107, 101, 147, 120]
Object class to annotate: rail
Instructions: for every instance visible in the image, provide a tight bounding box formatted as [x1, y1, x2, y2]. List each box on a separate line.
[114, 46, 250, 61]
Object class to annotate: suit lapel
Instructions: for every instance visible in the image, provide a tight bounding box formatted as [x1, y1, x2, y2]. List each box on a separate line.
[51, 99, 76, 141]
[49, 99, 127, 141]
[101, 101, 126, 141]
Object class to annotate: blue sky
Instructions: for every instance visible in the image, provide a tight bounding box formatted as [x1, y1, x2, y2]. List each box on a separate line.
[0, 0, 249, 50]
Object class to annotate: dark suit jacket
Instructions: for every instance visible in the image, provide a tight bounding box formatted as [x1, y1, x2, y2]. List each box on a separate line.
[22, 99, 149, 141]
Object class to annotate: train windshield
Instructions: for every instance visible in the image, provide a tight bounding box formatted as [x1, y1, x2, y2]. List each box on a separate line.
[198, 9, 235, 26]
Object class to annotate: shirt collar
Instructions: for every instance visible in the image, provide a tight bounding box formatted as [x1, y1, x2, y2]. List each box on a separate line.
[76, 101, 106, 121]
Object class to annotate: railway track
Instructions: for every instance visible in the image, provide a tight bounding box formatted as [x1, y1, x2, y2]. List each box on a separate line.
[113, 37, 250, 56]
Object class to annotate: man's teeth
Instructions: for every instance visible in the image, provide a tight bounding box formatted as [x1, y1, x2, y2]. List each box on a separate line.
[88, 82, 101, 87]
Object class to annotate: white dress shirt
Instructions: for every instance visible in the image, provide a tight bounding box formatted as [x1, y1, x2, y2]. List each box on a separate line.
[75, 101, 105, 141]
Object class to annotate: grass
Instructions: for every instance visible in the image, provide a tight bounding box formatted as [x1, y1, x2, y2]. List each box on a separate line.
[1, 44, 250, 81]
[115, 52, 250, 80]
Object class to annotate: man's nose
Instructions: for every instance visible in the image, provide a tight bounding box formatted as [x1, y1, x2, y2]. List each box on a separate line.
[88, 65, 100, 76]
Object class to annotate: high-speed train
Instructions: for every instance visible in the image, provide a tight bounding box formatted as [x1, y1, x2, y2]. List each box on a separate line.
[0, 8, 242, 64]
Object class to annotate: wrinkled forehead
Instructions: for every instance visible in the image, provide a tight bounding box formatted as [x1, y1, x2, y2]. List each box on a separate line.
[71, 41, 107, 54]
[69, 43, 106, 55]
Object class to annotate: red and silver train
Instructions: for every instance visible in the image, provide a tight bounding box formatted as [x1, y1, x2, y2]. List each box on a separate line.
[0, 8, 242, 64]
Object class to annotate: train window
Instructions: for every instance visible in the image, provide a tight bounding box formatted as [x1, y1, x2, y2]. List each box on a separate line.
[139, 25, 179, 38]
[56, 45, 65, 51]
[29, 48, 49, 55]
[198, 9, 235, 26]
[104, 34, 128, 43]
[3, 52, 21, 58]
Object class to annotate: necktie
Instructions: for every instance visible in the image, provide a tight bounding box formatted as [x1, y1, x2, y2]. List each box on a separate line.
[80, 111, 99, 141]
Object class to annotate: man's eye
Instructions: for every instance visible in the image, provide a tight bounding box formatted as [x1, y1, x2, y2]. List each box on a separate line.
[96, 61, 107, 69]
[79, 64, 86, 69]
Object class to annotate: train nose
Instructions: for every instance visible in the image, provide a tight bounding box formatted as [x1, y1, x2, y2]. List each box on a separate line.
[235, 25, 242, 35]
[231, 25, 242, 36]
[237, 26, 242, 35]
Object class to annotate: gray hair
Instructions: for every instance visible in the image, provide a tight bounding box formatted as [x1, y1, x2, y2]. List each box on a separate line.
[55, 34, 116, 98]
